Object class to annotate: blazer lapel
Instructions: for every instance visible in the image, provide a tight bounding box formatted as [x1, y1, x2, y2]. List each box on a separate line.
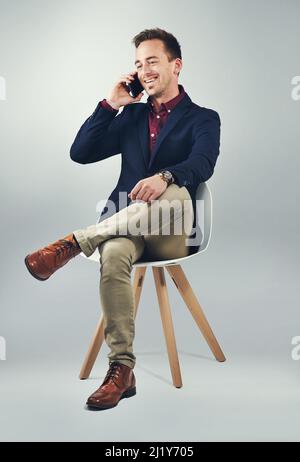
[136, 105, 150, 169]
[136, 93, 193, 171]
[148, 94, 192, 169]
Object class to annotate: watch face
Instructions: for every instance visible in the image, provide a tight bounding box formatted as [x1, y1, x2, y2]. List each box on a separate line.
[158, 171, 173, 184]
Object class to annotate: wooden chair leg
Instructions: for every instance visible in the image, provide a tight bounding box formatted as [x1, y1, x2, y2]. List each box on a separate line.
[152, 267, 183, 388]
[166, 265, 226, 362]
[79, 316, 105, 379]
[79, 266, 147, 379]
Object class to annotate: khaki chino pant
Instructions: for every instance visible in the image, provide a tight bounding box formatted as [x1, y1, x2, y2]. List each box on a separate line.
[73, 184, 194, 369]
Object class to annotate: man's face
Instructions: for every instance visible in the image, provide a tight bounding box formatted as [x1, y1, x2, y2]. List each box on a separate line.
[134, 39, 181, 98]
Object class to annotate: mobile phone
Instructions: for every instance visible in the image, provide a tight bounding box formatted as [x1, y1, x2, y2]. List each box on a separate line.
[126, 73, 144, 98]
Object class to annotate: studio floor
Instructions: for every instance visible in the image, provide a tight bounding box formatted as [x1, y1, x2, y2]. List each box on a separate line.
[0, 352, 299, 442]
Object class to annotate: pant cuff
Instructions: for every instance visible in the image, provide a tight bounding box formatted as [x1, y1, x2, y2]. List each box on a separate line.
[109, 359, 135, 370]
[73, 229, 94, 257]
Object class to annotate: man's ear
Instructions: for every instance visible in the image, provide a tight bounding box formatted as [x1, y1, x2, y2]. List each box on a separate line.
[174, 58, 182, 76]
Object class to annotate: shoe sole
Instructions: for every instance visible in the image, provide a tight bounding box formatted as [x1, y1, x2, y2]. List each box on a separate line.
[24, 255, 50, 281]
[86, 386, 136, 410]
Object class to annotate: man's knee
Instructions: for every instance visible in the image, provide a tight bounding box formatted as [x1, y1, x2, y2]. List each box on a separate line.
[99, 237, 138, 269]
[158, 183, 187, 201]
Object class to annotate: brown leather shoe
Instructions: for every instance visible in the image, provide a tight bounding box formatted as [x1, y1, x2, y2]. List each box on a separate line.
[24, 233, 82, 281]
[86, 361, 136, 410]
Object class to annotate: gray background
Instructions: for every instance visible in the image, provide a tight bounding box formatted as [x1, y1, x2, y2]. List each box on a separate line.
[0, 0, 299, 442]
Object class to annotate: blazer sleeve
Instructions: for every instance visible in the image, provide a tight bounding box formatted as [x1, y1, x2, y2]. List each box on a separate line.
[70, 102, 127, 164]
[164, 110, 221, 189]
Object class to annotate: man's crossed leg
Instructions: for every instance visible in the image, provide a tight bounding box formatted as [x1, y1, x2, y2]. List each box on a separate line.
[24, 184, 194, 281]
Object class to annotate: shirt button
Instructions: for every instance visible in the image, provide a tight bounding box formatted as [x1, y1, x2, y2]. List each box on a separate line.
[151, 133, 155, 137]
[168, 110, 171, 113]
[157, 115, 160, 118]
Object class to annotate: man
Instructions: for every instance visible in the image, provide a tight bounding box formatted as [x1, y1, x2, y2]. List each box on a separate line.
[24, 28, 221, 410]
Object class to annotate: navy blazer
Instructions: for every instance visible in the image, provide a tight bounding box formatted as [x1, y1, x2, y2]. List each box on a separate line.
[70, 92, 221, 254]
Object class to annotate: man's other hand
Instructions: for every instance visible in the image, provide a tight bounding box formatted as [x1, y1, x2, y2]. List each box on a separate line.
[128, 174, 168, 202]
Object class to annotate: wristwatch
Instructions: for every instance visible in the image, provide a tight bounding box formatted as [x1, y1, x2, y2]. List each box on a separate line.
[156, 170, 174, 186]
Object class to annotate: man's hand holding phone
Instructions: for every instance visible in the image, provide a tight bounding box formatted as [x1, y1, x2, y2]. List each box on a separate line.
[107, 71, 144, 110]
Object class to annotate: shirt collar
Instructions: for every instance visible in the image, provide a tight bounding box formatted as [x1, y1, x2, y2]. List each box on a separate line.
[147, 84, 186, 113]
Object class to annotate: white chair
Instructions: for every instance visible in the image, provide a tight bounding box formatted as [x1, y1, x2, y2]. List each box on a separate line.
[79, 182, 226, 387]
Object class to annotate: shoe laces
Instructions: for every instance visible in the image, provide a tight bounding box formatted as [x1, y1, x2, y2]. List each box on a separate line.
[45, 239, 77, 258]
[102, 362, 122, 387]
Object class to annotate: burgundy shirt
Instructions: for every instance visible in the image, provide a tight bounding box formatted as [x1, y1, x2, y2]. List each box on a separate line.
[99, 84, 186, 155]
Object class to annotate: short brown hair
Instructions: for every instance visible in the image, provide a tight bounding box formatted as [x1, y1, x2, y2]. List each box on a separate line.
[131, 27, 182, 62]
